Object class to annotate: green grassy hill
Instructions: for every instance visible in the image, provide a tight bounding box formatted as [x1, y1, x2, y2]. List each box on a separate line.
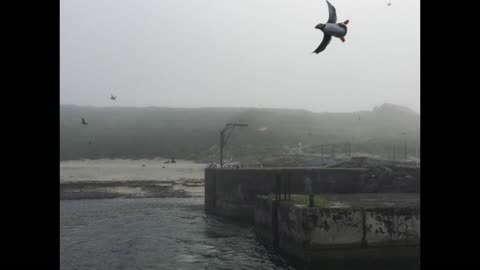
[60, 104, 420, 162]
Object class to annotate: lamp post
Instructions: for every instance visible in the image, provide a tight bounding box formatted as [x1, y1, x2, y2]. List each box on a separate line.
[401, 131, 407, 160]
[393, 145, 396, 161]
[220, 123, 248, 167]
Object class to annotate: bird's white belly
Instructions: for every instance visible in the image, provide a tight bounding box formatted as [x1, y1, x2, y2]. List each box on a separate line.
[324, 23, 346, 36]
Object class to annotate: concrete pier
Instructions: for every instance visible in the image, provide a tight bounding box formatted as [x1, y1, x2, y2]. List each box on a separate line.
[205, 167, 419, 222]
[254, 194, 420, 267]
[204, 167, 420, 267]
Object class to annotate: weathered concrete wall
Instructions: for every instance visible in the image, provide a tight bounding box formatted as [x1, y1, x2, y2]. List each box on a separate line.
[253, 196, 277, 246]
[307, 208, 364, 248]
[254, 196, 420, 265]
[205, 167, 420, 221]
[365, 207, 420, 246]
[276, 200, 311, 262]
[205, 167, 369, 220]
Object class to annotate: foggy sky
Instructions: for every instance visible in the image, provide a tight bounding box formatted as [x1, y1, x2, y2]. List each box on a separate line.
[60, 0, 420, 113]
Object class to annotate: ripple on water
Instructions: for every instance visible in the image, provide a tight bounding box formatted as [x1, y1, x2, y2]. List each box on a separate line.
[61, 198, 294, 270]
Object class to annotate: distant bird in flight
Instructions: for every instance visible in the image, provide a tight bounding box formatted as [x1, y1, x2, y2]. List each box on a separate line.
[387, 2, 392, 6]
[110, 94, 117, 101]
[313, 1, 349, 54]
[81, 118, 88, 125]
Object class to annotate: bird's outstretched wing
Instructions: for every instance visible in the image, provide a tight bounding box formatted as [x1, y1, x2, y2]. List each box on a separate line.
[313, 34, 332, 54]
[326, 1, 337, 23]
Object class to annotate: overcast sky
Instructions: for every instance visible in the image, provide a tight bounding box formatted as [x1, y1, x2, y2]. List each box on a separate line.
[60, 0, 420, 113]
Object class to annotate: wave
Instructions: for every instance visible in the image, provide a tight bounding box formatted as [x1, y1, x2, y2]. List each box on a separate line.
[60, 180, 204, 200]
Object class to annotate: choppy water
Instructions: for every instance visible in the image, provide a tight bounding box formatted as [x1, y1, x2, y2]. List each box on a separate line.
[60, 197, 294, 270]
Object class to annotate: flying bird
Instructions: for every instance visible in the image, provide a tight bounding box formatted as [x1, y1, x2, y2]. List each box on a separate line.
[313, 1, 349, 54]
[387, 2, 392, 6]
[81, 118, 88, 125]
[110, 94, 117, 100]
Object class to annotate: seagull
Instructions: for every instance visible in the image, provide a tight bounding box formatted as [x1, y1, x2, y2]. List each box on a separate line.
[81, 118, 88, 125]
[313, 1, 349, 54]
[110, 94, 117, 100]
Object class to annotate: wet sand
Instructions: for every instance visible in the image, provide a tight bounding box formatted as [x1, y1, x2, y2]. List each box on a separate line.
[60, 158, 206, 182]
[60, 159, 206, 199]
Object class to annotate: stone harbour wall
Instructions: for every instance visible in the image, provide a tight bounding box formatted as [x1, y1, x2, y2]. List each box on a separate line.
[254, 196, 420, 265]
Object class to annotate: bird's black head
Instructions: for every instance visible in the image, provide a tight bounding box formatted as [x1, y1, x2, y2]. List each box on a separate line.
[315, 23, 326, 30]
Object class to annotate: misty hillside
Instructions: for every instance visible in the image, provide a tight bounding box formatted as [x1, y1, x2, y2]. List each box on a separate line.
[60, 104, 420, 161]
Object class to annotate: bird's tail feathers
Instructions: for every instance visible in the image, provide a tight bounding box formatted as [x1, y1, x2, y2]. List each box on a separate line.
[343, 20, 349, 25]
